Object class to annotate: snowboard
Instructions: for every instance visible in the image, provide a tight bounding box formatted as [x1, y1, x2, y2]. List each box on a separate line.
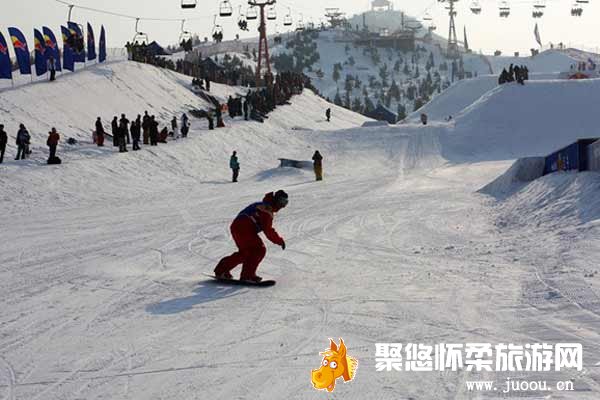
[203, 274, 276, 287]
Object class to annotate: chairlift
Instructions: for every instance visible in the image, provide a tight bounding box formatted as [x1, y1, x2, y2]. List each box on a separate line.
[219, 1, 233, 17]
[132, 18, 148, 44]
[181, 0, 197, 9]
[267, 5, 277, 21]
[247, 6, 258, 20]
[571, 2, 584, 16]
[532, 0, 545, 18]
[283, 8, 293, 26]
[179, 20, 193, 51]
[470, 1, 482, 14]
[423, 13, 432, 21]
[296, 14, 305, 31]
[212, 15, 224, 43]
[499, 1, 511, 18]
[238, 6, 249, 31]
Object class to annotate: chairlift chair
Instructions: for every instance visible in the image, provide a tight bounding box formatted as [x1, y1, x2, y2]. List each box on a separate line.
[247, 6, 258, 20]
[238, 6, 249, 31]
[212, 15, 224, 43]
[179, 20, 193, 47]
[219, 1, 233, 17]
[132, 18, 149, 44]
[470, 1, 482, 14]
[283, 8, 293, 26]
[267, 6, 277, 21]
[181, 0, 197, 9]
[499, 1, 511, 18]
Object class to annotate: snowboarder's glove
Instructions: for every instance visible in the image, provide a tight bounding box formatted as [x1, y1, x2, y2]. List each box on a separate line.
[281, 241, 286, 250]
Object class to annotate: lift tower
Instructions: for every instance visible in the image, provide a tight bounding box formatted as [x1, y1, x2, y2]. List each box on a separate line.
[249, 0, 276, 87]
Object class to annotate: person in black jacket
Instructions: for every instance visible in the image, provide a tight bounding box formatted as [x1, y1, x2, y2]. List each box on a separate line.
[95, 117, 105, 147]
[0, 124, 7, 163]
[111, 116, 119, 147]
[149, 116, 159, 146]
[119, 114, 129, 153]
[131, 115, 141, 150]
[142, 111, 150, 145]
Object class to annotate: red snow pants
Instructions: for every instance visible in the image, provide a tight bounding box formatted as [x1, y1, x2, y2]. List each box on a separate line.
[214, 217, 266, 280]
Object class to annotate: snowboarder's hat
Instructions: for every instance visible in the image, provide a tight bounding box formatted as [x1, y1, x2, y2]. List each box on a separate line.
[274, 190, 289, 208]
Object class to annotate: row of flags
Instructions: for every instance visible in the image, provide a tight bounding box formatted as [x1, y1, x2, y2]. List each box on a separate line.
[0, 23, 107, 80]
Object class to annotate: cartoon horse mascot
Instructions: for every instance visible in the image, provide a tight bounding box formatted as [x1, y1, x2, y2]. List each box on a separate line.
[311, 338, 358, 392]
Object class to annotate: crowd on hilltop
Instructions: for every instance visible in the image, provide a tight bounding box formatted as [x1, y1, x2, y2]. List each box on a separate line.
[195, 71, 310, 125]
[498, 64, 530, 85]
[93, 112, 191, 153]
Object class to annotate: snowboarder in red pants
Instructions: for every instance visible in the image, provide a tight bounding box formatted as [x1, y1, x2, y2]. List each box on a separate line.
[214, 190, 288, 282]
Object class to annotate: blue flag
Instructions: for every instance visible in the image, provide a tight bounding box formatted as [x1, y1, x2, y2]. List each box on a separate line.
[43, 27, 62, 72]
[68, 22, 86, 62]
[61, 25, 75, 72]
[87, 23, 96, 61]
[34, 29, 48, 76]
[99, 25, 106, 63]
[8, 27, 31, 75]
[0, 32, 12, 80]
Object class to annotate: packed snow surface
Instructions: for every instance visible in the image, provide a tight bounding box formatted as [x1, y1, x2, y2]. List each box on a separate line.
[1, 61, 599, 399]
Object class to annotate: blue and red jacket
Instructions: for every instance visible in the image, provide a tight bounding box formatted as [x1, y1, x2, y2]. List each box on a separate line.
[235, 193, 285, 246]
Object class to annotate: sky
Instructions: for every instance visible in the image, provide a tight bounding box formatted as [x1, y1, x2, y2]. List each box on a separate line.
[1, 0, 599, 55]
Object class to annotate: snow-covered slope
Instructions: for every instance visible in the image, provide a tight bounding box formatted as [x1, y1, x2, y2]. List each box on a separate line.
[1, 58, 600, 400]
[0, 62, 211, 149]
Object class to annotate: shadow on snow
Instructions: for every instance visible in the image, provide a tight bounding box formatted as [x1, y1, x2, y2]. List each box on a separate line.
[146, 280, 245, 315]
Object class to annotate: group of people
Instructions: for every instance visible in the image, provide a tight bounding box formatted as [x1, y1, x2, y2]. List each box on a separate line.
[93, 112, 190, 153]
[499, 64, 530, 85]
[0, 123, 61, 164]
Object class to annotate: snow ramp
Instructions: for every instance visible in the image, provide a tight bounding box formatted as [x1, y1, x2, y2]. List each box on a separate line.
[444, 78, 600, 162]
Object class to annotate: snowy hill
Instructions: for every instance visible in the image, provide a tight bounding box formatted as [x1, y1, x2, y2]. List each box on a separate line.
[447, 78, 600, 161]
[1, 57, 600, 399]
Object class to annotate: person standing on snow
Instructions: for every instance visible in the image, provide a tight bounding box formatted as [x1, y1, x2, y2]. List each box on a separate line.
[15, 124, 30, 160]
[47, 55, 57, 82]
[46, 127, 60, 162]
[118, 114, 129, 153]
[149, 116, 159, 146]
[0, 124, 7, 164]
[312, 150, 323, 181]
[142, 111, 151, 145]
[326, 108, 331, 122]
[95, 117, 105, 147]
[243, 98, 249, 121]
[230, 151, 240, 183]
[171, 116, 178, 139]
[131, 115, 141, 151]
[181, 113, 189, 138]
[111, 116, 119, 147]
[214, 190, 288, 282]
